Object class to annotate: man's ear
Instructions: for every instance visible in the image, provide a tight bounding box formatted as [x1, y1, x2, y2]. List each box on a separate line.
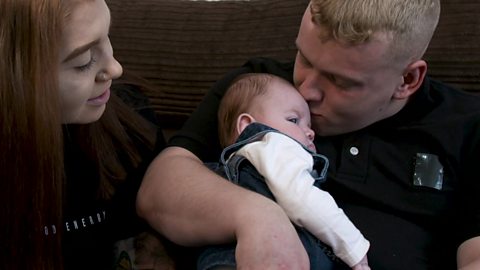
[394, 59, 427, 99]
[236, 113, 255, 135]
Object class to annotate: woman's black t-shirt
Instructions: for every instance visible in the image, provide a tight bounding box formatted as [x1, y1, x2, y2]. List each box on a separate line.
[61, 84, 165, 269]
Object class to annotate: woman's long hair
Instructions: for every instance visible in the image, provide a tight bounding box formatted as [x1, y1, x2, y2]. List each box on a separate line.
[67, 78, 158, 200]
[0, 0, 64, 268]
[61, 0, 158, 200]
[0, 0, 158, 269]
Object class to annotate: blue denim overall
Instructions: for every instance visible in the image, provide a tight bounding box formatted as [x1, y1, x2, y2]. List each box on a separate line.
[197, 123, 349, 270]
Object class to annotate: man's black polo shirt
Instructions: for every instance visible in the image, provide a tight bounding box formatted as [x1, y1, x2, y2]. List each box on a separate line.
[169, 57, 480, 270]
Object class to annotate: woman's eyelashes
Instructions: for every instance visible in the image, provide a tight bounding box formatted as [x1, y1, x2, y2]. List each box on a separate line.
[76, 56, 97, 72]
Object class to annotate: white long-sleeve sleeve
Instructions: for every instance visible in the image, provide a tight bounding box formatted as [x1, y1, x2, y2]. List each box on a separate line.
[235, 132, 369, 267]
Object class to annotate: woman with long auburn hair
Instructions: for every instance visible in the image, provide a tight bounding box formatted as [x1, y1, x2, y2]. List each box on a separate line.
[0, 0, 165, 268]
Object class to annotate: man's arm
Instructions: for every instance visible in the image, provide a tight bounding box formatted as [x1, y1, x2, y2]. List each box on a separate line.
[457, 236, 480, 270]
[136, 146, 310, 269]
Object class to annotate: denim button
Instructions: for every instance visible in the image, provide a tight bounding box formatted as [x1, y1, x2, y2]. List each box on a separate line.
[349, 146, 359, 156]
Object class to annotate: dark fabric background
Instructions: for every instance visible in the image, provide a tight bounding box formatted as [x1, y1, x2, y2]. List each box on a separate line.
[107, 0, 480, 129]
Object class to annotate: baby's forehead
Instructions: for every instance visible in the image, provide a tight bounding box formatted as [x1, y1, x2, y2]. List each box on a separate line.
[266, 80, 305, 101]
[264, 80, 297, 98]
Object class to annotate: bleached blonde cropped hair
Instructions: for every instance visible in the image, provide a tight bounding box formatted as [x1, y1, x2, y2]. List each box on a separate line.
[310, 0, 440, 61]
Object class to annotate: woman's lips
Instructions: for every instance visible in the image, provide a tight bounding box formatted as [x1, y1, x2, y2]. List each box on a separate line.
[87, 88, 110, 106]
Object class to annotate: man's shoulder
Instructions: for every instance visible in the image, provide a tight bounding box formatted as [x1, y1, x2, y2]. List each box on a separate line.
[243, 57, 295, 82]
[428, 77, 480, 102]
[425, 76, 480, 115]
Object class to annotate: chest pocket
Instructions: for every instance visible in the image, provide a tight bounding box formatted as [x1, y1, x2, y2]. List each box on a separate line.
[413, 153, 444, 190]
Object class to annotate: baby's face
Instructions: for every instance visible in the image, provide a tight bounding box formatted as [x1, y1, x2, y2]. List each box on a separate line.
[252, 78, 316, 152]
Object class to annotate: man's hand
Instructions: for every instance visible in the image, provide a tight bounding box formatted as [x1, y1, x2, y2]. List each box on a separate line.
[458, 236, 480, 270]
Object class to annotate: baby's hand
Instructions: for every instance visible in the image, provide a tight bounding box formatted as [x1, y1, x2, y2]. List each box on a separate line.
[351, 255, 370, 270]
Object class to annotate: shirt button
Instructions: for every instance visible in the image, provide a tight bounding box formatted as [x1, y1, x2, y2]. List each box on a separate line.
[349, 147, 359, 156]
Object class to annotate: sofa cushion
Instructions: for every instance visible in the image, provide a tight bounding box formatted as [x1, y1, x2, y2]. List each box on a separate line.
[108, 0, 480, 129]
[424, 1, 480, 93]
[108, 0, 309, 128]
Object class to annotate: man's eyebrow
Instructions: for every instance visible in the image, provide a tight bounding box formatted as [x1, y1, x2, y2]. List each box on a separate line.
[333, 72, 361, 83]
[62, 39, 100, 63]
[295, 42, 363, 86]
[295, 41, 302, 54]
[295, 44, 310, 64]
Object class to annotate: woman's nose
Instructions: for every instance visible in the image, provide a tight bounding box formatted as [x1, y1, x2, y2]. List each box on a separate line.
[96, 39, 124, 82]
[108, 57, 123, 80]
[95, 57, 123, 82]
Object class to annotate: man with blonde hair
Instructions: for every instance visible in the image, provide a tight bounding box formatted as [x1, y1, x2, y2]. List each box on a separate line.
[139, 0, 480, 269]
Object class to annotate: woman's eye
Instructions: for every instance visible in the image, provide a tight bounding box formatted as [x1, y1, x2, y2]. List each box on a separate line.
[76, 57, 97, 72]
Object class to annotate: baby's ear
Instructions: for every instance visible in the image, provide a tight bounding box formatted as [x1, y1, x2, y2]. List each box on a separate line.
[236, 113, 255, 135]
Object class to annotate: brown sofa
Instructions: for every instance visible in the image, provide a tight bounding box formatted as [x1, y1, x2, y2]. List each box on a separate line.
[107, 0, 479, 135]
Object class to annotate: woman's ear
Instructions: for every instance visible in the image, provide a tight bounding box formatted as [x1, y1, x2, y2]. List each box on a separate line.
[394, 59, 427, 99]
[236, 113, 256, 135]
